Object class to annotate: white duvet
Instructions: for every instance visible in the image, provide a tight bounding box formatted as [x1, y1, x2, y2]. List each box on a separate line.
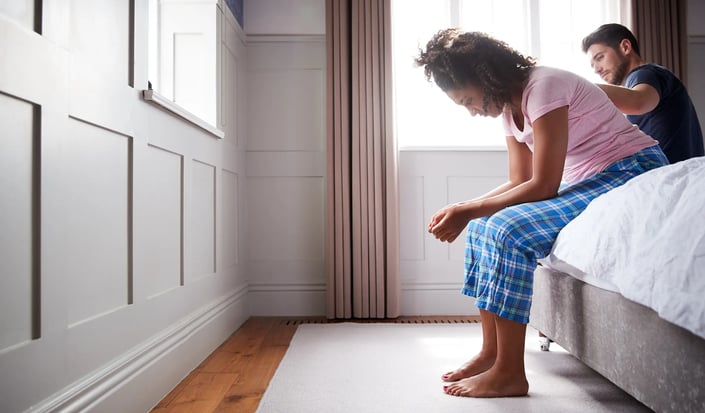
[539, 156, 705, 340]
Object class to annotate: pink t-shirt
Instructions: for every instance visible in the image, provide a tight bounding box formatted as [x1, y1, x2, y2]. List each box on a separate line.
[502, 66, 658, 184]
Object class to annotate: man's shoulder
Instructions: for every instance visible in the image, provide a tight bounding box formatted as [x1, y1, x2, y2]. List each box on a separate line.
[626, 64, 683, 93]
[629, 63, 675, 78]
[625, 63, 679, 86]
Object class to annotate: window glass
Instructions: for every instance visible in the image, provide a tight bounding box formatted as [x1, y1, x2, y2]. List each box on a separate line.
[147, 0, 219, 127]
[392, 0, 625, 148]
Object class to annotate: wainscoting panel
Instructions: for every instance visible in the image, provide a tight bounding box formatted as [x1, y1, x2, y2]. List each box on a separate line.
[246, 68, 325, 151]
[64, 117, 133, 327]
[399, 175, 425, 261]
[247, 176, 324, 264]
[191, 160, 217, 278]
[0, 91, 38, 351]
[142, 144, 184, 299]
[245, 173, 325, 316]
[222, 169, 240, 268]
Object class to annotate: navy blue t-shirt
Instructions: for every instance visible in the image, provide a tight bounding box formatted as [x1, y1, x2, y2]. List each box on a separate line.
[625, 64, 704, 163]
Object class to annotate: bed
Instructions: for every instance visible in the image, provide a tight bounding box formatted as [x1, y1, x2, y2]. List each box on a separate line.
[529, 156, 705, 413]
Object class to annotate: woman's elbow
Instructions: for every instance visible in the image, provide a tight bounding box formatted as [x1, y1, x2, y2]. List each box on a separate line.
[531, 179, 561, 200]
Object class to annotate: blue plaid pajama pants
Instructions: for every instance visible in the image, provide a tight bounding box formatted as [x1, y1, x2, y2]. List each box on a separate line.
[462, 145, 668, 324]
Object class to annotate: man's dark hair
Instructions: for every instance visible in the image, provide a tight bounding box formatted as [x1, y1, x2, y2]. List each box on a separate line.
[582, 23, 640, 56]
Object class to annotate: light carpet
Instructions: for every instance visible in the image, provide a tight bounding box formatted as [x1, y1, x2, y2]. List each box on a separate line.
[256, 323, 651, 413]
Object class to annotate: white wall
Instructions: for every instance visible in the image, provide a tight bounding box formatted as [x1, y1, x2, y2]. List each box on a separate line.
[0, 2, 248, 412]
[244, 0, 328, 316]
[398, 150, 508, 315]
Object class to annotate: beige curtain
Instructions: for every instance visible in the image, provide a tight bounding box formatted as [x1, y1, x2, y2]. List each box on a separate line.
[325, 0, 400, 319]
[631, 0, 688, 83]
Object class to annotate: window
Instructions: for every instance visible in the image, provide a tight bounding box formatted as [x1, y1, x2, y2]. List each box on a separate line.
[146, 0, 223, 137]
[391, 0, 629, 148]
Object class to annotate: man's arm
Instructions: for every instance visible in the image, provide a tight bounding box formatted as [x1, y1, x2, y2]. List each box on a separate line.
[597, 83, 660, 115]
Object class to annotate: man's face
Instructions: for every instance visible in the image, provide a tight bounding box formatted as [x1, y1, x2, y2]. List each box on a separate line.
[586, 43, 630, 85]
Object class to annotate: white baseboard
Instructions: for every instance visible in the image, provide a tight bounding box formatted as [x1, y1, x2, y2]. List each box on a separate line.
[27, 287, 250, 413]
[248, 283, 326, 316]
[247, 282, 477, 317]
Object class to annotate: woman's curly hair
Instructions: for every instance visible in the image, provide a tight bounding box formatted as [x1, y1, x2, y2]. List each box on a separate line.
[415, 28, 536, 112]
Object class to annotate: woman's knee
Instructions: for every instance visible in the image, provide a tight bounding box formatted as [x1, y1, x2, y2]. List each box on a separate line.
[467, 216, 490, 238]
[480, 212, 523, 248]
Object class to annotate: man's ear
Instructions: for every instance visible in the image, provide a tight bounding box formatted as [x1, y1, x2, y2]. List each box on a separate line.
[619, 38, 633, 55]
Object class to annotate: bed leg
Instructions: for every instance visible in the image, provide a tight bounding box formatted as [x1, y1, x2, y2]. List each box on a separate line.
[538, 331, 552, 351]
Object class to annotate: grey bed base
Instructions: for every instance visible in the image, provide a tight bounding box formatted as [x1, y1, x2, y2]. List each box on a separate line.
[530, 266, 705, 413]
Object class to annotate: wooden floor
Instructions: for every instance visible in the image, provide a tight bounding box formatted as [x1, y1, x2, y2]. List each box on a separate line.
[151, 316, 480, 413]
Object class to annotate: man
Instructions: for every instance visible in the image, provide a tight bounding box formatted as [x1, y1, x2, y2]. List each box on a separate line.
[583, 23, 704, 163]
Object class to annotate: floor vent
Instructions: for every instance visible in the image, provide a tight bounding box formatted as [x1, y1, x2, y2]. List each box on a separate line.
[278, 316, 481, 326]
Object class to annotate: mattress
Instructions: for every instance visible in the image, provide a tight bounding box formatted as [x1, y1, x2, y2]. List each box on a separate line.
[538, 156, 705, 340]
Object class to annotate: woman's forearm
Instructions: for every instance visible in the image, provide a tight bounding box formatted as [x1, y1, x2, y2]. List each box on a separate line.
[468, 180, 522, 202]
[454, 177, 560, 221]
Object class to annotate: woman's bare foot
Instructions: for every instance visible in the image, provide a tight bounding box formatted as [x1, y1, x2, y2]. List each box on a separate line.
[441, 353, 495, 382]
[442, 366, 529, 398]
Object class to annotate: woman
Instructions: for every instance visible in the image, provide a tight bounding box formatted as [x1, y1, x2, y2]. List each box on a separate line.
[415, 29, 667, 398]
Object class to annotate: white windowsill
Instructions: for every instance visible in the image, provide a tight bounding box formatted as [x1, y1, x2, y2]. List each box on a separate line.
[399, 145, 507, 152]
[142, 89, 224, 139]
